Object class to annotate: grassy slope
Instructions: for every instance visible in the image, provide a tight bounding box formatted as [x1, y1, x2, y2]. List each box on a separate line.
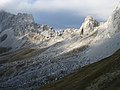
[39, 49, 120, 90]
[0, 47, 49, 64]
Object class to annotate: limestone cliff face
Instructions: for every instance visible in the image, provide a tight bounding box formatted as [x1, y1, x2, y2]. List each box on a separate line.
[79, 16, 99, 35]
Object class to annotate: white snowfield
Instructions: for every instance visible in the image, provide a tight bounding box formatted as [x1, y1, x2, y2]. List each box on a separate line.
[0, 2, 120, 90]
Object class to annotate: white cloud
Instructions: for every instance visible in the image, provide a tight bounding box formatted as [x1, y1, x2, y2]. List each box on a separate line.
[0, 0, 119, 20]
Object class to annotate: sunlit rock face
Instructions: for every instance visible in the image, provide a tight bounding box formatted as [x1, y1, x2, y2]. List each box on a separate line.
[79, 16, 99, 35]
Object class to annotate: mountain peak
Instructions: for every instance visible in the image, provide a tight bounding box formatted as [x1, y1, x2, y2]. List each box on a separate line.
[16, 12, 35, 24]
[79, 16, 99, 35]
[85, 16, 93, 21]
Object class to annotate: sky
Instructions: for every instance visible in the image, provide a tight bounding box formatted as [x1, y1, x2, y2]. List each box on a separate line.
[0, 0, 119, 29]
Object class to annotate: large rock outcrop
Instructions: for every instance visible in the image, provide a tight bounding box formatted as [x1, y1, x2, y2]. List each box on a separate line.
[79, 16, 99, 35]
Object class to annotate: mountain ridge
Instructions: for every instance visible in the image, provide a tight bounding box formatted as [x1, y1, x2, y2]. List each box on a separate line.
[0, 2, 120, 90]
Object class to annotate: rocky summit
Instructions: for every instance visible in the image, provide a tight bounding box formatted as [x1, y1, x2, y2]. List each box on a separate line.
[80, 16, 99, 35]
[0, 2, 120, 90]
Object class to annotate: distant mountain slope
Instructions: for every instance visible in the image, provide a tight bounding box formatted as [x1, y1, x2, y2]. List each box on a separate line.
[39, 49, 120, 90]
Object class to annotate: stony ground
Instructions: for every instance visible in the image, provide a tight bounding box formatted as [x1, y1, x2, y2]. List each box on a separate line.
[39, 49, 120, 90]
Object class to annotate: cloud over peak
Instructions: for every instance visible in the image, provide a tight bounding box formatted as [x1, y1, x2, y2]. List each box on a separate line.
[0, 0, 119, 28]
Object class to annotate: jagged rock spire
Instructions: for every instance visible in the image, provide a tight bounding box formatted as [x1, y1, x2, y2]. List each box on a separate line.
[79, 16, 99, 35]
